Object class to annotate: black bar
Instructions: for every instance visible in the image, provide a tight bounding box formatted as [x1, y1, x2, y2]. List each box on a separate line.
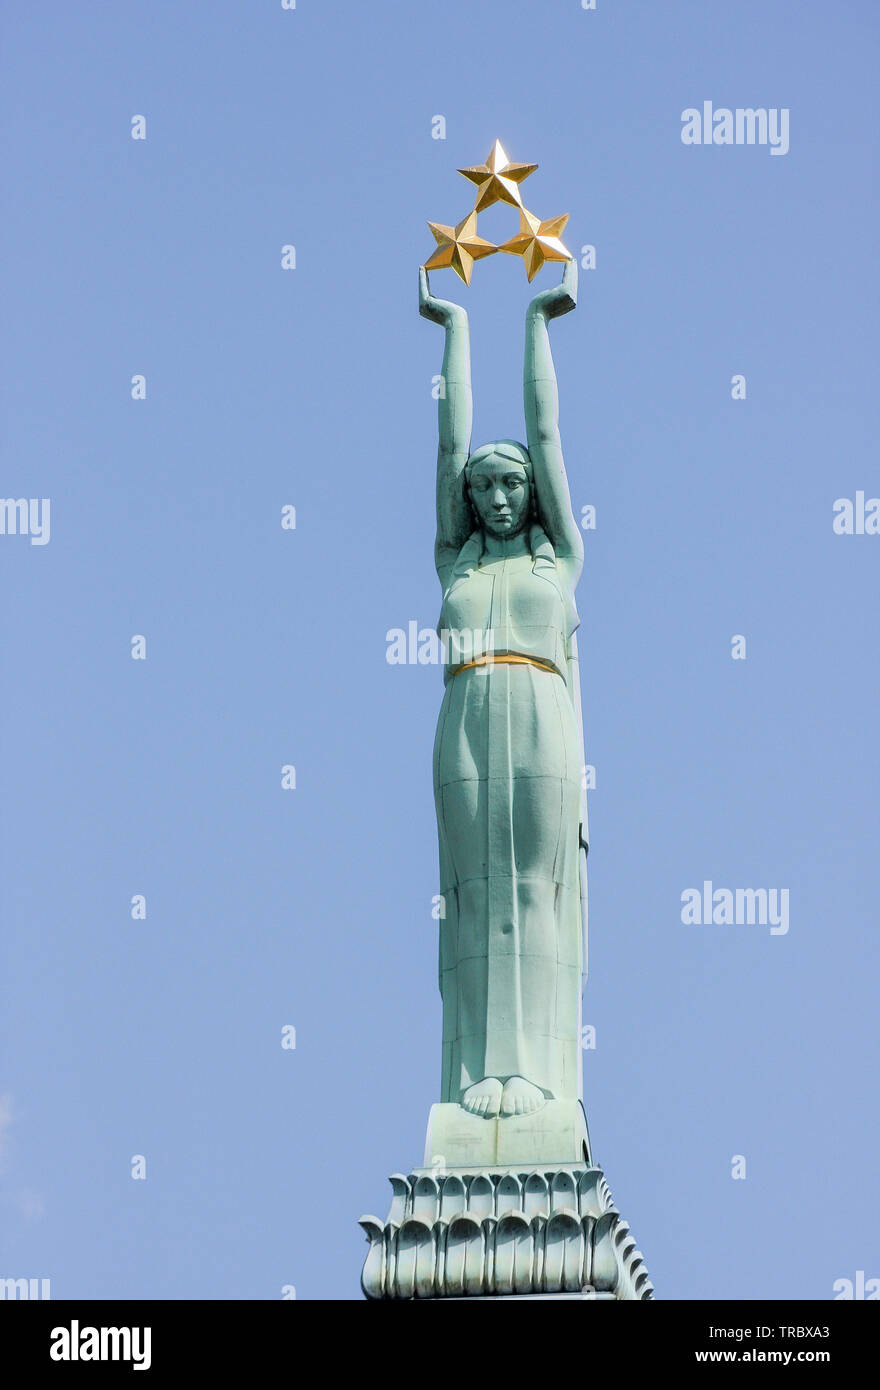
[1, 1298, 874, 1374]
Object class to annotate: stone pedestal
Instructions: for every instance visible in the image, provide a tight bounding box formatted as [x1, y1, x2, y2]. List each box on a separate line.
[425, 1099, 592, 1168]
[359, 1104, 653, 1300]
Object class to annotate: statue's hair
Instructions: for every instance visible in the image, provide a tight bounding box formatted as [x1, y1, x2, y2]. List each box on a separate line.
[465, 439, 531, 476]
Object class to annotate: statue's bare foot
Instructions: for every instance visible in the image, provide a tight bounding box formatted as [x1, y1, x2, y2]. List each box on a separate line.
[500, 1076, 546, 1116]
[461, 1077, 503, 1118]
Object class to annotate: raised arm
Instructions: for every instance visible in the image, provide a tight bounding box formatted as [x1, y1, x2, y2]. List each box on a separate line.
[419, 267, 473, 582]
[523, 258, 583, 564]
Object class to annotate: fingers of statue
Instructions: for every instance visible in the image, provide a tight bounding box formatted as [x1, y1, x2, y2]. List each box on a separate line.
[528, 259, 578, 321]
[418, 265, 444, 323]
[546, 259, 578, 318]
[418, 266, 464, 327]
[560, 256, 578, 306]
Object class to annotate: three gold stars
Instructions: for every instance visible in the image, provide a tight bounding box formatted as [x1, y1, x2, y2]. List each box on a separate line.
[423, 139, 572, 285]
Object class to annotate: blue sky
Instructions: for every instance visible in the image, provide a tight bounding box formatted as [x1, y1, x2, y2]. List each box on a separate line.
[1, 0, 877, 1299]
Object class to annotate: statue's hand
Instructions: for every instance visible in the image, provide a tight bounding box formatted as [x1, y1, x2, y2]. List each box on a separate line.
[419, 266, 466, 328]
[527, 257, 578, 321]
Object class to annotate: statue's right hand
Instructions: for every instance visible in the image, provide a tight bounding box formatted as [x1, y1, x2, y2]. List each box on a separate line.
[419, 266, 465, 327]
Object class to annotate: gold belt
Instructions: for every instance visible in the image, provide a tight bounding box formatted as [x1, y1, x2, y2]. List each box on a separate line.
[451, 651, 562, 678]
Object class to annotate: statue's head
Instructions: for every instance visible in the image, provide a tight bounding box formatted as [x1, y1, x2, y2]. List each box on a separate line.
[465, 440, 532, 539]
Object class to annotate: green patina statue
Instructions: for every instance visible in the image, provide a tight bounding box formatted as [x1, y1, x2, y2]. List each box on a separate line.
[356, 250, 653, 1301]
[420, 257, 590, 1124]
[358, 230, 653, 1300]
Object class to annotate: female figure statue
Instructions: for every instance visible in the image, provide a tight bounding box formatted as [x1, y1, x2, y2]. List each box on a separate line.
[420, 258, 589, 1122]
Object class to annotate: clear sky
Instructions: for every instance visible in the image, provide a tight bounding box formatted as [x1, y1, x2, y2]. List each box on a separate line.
[1, 0, 877, 1300]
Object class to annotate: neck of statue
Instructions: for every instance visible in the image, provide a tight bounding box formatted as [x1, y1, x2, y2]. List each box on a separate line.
[481, 529, 530, 560]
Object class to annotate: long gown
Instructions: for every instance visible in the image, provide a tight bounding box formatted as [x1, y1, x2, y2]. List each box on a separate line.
[433, 522, 585, 1105]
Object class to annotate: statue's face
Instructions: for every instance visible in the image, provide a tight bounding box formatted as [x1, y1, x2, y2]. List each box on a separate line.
[467, 456, 531, 538]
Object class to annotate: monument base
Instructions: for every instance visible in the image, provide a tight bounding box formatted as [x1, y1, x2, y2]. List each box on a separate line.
[425, 1098, 592, 1168]
[359, 1103, 653, 1300]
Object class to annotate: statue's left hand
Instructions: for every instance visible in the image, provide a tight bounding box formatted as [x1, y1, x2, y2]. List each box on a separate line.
[419, 266, 466, 328]
[527, 257, 578, 320]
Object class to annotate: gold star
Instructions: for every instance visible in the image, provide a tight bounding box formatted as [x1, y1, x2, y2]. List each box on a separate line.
[457, 140, 538, 212]
[499, 209, 571, 281]
[423, 210, 497, 285]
